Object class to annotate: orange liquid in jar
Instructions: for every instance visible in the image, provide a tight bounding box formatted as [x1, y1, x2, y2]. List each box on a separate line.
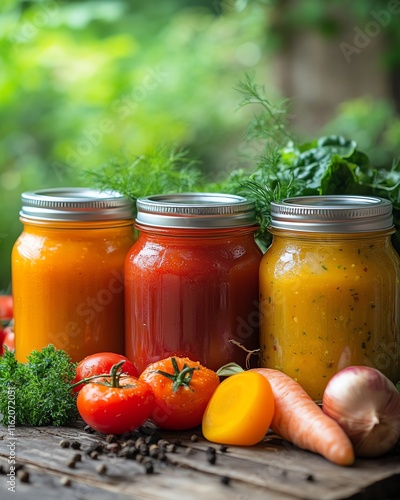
[12, 188, 134, 363]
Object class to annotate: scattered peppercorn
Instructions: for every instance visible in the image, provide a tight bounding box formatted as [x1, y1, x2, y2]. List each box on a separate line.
[17, 469, 30, 483]
[119, 446, 139, 460]
[123, 439, 136, 448]
[206, 447, 217, 465]
[139, 443, 149, 456]
[70, 440, 81, 450]
[220, 475, 230, 486]
[166, 443, 176, 453]
[149, 444, 159, 458]
[85, 442, 103, 455]
[157, 439, 170, 448]
[105, 434, 117, 443]
[66, 459, 76, 469]
[60, 476, 72, 487]
[135, 437, 145, 449]
[72, 453, 82, 463]
[190, 434, 198, 442]
[144, 460, 154, 474]
[59, 439, 70, 449]
[105, 443, 120, 454]
[145, 434, 159, 445]
[96, 463, 107, 475]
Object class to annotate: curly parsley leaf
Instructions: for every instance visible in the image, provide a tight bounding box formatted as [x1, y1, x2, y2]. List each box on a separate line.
[0, 345, 78, 426]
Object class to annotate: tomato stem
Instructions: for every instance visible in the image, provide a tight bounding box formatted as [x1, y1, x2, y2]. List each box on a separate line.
[154, 357, 199, 393]
[109, 360, 126, 388]
[71, 360, 127, 389]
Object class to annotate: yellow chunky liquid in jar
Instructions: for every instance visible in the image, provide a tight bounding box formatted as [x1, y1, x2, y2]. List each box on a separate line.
[259, 196, 400, 400]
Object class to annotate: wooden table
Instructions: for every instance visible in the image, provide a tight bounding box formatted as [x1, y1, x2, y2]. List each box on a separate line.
[1, 420, 399, 499]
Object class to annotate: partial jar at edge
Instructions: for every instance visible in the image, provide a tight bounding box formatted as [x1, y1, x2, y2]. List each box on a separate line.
[259, 195, 400, 401]
[125, 193, 262, 373]
[12, 188, 134, 363]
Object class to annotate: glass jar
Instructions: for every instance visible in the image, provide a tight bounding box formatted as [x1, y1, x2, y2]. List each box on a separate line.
[12, 188, 134, 362]
[260, 195, 400, 400]
[125, 193, 262, 373]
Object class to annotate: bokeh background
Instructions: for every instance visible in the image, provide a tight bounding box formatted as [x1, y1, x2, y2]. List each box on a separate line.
[1, 0, 400, 290]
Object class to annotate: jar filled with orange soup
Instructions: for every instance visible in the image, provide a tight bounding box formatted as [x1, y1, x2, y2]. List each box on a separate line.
[12, 188, 134, 362]
[259, 195, 400, 400]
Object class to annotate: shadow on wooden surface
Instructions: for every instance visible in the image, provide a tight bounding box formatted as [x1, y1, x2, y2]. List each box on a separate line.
[1, 420, 399, 500]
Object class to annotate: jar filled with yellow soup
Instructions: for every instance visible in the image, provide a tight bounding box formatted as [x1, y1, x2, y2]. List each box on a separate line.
[12, 188, 134, 362]
[259, 195, 400, 401]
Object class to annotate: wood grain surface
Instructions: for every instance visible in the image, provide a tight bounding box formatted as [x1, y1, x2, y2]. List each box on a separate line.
[1, 421, 399, 500]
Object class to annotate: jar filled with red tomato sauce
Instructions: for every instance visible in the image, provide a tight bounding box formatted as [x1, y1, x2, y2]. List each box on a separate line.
[12, 188, 134, 362]
[125, 193, 262, 373]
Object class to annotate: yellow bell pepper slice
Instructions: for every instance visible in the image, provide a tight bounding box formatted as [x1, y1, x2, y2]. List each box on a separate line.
[202, 371, 275, 446]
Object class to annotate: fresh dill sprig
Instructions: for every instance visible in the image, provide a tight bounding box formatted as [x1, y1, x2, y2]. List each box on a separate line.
[235, 72, 293, 146]
[85, 146, 203, 202]
[219, 74, 296, 247]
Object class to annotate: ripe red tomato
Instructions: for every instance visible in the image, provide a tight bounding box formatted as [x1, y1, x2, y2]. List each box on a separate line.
[0, 328, 5, 356]
[0, 326, 14, 356]
[3, 327, 14, 353]
[139, 356, 220, 430]
[73, 352, 138, 392]
[77, 375, 155, 435]
[0, 295, 13, 322]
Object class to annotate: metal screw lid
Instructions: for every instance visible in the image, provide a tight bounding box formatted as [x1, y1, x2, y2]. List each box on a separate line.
[20, 187, 133, 221]
[136, 193, 257, 228]
[270, 195, 394, 233]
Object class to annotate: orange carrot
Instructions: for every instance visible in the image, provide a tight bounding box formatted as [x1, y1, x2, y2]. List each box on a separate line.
[252, 368, 355, 466]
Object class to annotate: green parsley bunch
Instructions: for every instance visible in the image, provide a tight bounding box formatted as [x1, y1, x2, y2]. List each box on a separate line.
[0, 345, 78, 426]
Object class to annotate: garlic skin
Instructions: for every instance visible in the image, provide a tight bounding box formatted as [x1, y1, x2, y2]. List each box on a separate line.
[322, 366, 400, 458]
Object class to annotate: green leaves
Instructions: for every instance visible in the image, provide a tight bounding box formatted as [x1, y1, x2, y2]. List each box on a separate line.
[223, 131, 400, 250]
[85, 147, 203, 204]
[0, 345, 78, 426]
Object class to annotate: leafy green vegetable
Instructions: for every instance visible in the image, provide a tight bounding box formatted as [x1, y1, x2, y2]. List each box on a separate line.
[86, 74, 400, 253]
[0, 345, 78, 426]
[219, 77, 400, 251]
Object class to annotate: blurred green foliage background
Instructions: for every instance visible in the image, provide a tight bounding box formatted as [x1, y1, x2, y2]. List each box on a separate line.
[1, 0, 400, 290]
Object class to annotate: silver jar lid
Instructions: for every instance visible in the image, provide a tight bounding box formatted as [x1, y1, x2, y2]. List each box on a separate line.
[270, 195, 394, 233]
[136, 193, 257, 228]
[20, 187, 133, 221]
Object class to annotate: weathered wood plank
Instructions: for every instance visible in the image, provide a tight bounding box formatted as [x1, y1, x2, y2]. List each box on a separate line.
[1, 423, 399, 500]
